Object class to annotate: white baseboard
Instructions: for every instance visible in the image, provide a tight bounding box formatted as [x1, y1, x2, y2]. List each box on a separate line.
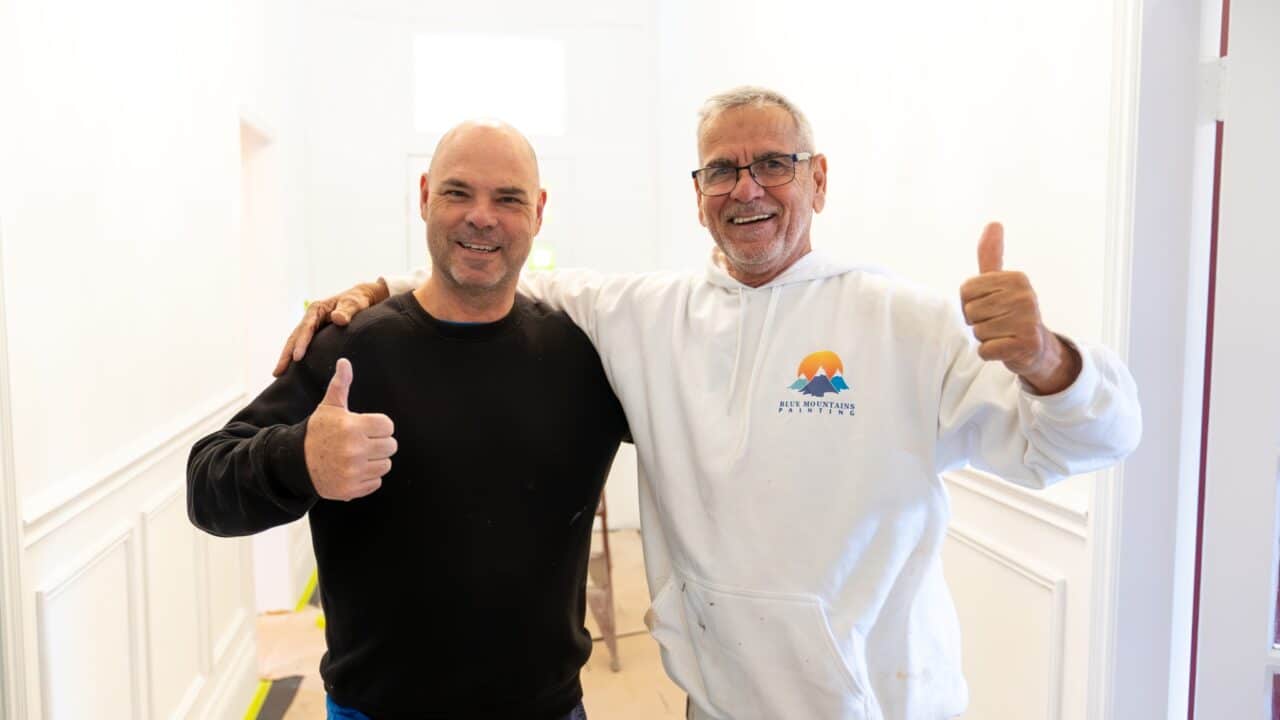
[195, 625, 259, 720]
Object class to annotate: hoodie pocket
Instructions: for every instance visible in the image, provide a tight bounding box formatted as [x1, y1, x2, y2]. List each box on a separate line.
[651, 573, 877, 720]
[648, 577, 716, 713]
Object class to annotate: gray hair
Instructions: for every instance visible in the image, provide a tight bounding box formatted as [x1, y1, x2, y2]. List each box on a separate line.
[696, 86, 816, 153]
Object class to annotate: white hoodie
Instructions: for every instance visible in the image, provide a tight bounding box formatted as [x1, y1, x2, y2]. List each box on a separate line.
[388, 251, 1141, 719]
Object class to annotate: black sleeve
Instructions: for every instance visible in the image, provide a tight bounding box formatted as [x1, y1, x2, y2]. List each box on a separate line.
[186, 328, 346, 537]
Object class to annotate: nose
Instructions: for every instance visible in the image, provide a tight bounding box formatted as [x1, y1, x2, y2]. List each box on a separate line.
[464, 200, 498, 230]
[728, 167, 765, 203]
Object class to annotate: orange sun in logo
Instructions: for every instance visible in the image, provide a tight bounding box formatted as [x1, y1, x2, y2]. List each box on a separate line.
[797, 350, 844, 380]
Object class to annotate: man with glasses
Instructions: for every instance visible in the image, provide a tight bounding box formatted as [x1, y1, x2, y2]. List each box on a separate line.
[276, 87, 1141, 719]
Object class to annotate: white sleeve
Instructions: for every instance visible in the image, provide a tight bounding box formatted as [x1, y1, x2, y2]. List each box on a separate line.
[934, 309, 1143, 489]
[382, 267, 429, 295]
[517, 269, 621, 345]
[384, 266, 629, 343]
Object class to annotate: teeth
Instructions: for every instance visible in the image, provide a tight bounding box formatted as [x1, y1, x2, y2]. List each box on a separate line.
[731, 214, 773, 225]
[460, 242, 498, 253]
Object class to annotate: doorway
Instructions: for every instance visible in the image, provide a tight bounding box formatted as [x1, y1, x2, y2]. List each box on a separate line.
[1188, 0, 1280, 716]
[0, 223, 26, 719]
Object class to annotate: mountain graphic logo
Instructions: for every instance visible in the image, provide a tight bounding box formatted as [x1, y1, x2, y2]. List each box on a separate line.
[788, 350, 849, 397]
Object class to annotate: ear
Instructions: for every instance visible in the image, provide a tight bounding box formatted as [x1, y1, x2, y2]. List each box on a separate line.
[533, 188, 548, 235]
[810, 154, 828, 214]
[419, 173, 430, 221]
[694, 177, 708, 227]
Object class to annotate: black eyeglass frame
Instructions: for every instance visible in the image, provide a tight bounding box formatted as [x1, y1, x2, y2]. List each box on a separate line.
[690, 152, 814, 197]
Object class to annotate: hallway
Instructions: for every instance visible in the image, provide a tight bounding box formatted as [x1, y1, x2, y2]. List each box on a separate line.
[249, 530, 684, 719]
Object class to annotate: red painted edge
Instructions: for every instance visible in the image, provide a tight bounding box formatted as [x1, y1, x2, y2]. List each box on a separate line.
[1187, 118, 1224, 720]
[1221, 0, 1232, 57]
[1182, 5, 1233, 712]
[1188, 2, 1231, 715]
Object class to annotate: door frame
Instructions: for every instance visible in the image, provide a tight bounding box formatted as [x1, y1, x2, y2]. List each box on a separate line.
[1187, 0, 1280, 714]
[1089, 0, 1224, 717]
[0, 221, 27, 720]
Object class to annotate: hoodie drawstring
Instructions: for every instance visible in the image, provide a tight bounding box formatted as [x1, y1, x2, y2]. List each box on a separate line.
[732, 285, 780, 457]
[726, 288, 746, 415]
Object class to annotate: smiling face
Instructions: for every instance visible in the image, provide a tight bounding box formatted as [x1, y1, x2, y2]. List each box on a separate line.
[421, 122, 545, 299]
[695, 104, 827, 287]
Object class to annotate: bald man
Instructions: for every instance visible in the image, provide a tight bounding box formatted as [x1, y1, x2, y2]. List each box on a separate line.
[277, 89, 1141, 720]
[187, 121, 628, 720]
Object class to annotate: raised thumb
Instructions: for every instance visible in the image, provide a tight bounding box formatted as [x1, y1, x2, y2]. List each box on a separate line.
[320, 358, 353, 409]
[977, 222, 1004, 274]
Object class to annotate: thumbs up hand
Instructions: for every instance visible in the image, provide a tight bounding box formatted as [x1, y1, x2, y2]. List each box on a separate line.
[303, 358, 397, 501]
[960, 222, 1081, 395]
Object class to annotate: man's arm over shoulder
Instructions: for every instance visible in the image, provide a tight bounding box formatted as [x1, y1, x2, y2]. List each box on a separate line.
[278, 265, 660, 371]
[273, 273, 412, 376]
[518, 269, 610, 341]
[519, 268, 676, 347]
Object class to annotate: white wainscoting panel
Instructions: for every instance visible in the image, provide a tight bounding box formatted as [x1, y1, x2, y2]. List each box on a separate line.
[35, 528, 140, 720]
[193, 626, 258, 720]
[141, 487, 206, 719]
[289, 518, 315, 606]
[22, 390, 246, 547]
[943, 524, 1067, 720]
[945, 469, 1089, 539]
[204, 533, 249, 667]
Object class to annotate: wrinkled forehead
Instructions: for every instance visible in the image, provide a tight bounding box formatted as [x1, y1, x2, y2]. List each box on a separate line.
[697, 105, 801, 164]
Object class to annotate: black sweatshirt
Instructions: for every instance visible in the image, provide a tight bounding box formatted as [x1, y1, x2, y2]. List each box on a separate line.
[187, 292, 628, 719]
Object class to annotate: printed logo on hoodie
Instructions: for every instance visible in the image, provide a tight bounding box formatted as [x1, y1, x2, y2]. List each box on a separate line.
[778, 350, 857, 416]
[787, 350, 849, 396]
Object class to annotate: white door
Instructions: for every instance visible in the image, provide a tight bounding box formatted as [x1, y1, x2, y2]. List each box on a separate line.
[1190, 0, 1280, 716]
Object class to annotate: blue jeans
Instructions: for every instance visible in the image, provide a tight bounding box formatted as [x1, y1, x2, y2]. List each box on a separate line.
[325, 696, 372, 720]
[326, 695, 588, 719]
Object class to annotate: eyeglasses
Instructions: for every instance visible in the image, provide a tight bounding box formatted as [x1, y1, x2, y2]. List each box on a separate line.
[691, 152, 813, 197]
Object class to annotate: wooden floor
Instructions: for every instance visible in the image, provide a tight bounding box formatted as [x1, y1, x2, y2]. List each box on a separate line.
[255, 529, 685, 719]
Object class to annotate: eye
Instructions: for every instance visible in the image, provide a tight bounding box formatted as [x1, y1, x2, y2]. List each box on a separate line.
[441, 189, 468, 198]
[706, 167, 735, 182]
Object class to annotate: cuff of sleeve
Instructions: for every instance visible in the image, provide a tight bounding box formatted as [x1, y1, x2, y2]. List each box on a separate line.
[264, 419, 320, 502]
[1019, 335, 1100, 411]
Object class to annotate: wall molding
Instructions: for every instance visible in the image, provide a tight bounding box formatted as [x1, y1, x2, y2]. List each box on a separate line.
[139, 483, 204, 720]
[944, 468, 1090, 539]
[1088, 0, 1144, 715]
[34, 525, 142, 719]
[947, 522, 1068, 720]
[194, 620, 257, 720]
[195, 506, 214, 677]
[172, 673, 208, 720]
[0, 220, 28, 720]
[207, 533, 250, 668]
[140, 483, 184, 522]
[212, 607, 248, 669]
[289, 521, 316, 607]
[22, 390, 248, 546]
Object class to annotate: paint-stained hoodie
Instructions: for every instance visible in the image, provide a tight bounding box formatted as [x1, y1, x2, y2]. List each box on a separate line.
[387, 250, 1141, 719]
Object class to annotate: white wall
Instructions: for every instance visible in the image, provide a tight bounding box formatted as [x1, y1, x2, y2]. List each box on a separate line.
[233, 0, 317, 614]
[0, 0, 307, 714]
